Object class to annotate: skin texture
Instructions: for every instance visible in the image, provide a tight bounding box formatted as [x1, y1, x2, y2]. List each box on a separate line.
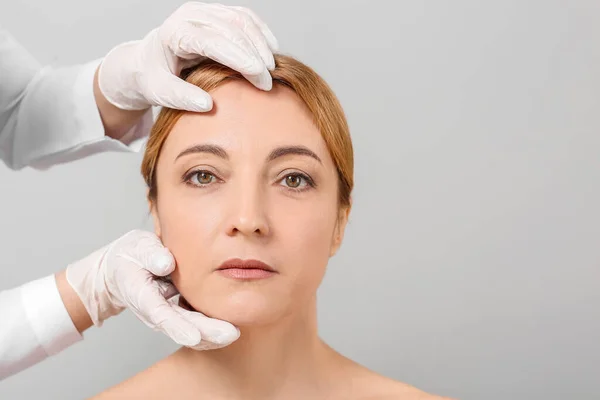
[151, 80, 347, 327]
[92, 80, 452, 400]
[55, 269, 92, 333]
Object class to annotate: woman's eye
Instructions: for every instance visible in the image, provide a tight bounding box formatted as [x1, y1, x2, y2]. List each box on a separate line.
[189, 171, 215, 185]
[280, 173, 311, 190]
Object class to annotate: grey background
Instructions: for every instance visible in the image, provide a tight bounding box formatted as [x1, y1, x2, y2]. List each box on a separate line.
[1, 0, 599, 399]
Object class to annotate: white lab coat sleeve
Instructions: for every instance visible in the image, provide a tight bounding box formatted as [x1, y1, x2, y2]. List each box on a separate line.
[0, 28, 152, 171]
[0, 275, 82, 380]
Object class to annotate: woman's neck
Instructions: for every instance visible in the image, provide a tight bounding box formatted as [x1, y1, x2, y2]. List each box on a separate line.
[171, 298, 343, 399]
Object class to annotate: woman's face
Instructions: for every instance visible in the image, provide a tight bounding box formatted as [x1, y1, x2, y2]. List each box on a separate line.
[151, 80, 349, 327]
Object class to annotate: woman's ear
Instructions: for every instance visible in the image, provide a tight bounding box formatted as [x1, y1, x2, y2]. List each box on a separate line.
[329, 200, 352, 257]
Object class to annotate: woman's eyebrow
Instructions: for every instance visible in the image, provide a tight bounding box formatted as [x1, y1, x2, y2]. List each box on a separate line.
[267, 146, 322, 164]
[175, 144, 229, 161]
[175, 144, 322, 164]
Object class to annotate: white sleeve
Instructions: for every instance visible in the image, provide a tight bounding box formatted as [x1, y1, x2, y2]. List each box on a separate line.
[0, 28, 152, 171]
[0, 275, 82, 380]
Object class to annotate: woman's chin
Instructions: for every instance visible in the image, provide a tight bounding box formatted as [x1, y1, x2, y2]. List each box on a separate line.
[189, 290, 289, 327]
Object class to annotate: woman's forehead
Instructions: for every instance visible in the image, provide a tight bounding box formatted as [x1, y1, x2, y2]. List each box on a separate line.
[162, 81, 330, 159]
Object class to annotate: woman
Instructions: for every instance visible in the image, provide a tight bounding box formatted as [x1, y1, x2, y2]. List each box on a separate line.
[94, 55, 451, 399]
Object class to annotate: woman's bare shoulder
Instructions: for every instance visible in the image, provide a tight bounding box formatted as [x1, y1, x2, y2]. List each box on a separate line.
[89, 357, 175, 399]
[371, 379, 455, 400]
[337, 360, 454, 400]
[358, 374, 453, 400]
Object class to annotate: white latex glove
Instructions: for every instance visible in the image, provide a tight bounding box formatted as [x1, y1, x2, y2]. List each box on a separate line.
[66, 230, 239, 350]
[98, 2, 279, 112]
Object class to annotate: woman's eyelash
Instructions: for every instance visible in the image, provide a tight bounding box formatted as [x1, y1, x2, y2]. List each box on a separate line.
[182, 169, 317, 192]
[182, 169, 219, 187]
[279, 172, 316, 192]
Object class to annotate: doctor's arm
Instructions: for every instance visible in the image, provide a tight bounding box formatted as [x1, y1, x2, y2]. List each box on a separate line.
[0, 3, 278, 172]
[0, 28, 154, 171]
[1, 4, 278, 172]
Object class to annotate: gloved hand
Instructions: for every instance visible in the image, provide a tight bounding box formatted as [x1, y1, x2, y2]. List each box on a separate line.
[98, 2, 279, 112]
[66, 230, 239, 350]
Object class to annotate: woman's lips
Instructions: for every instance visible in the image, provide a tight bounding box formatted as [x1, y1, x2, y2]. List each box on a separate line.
[217, 268, 276, 279]
[216, 258, 277, 280]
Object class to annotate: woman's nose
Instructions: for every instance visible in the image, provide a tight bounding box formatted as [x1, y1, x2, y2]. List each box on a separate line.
[225, 182, 270, 238]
